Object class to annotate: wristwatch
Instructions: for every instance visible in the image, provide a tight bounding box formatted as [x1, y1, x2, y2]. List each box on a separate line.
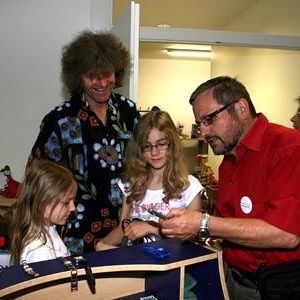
[198, 212, 210, 242]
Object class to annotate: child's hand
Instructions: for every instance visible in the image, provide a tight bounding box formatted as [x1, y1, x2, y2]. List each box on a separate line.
[124, 220, 155, 240]
[95, 240, 118, 251]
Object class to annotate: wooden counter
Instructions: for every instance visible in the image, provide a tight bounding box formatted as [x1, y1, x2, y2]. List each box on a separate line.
[0, 239, 229, 299]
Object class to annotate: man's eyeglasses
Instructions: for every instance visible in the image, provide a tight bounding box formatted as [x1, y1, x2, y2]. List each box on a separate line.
[195, 101, 238, 131]
[142, 140, 170, 152]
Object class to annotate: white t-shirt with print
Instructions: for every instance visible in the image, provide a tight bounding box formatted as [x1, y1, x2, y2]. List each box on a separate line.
[118, 175, 203, 223]
[20, 225, 70, 264]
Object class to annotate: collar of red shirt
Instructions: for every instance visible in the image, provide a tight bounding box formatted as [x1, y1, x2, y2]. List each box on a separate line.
[238, 113, 269, 153]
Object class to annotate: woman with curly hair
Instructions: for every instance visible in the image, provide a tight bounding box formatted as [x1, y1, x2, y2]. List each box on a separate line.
[96, 110, 203, 250]
[27, 31, 140, 254]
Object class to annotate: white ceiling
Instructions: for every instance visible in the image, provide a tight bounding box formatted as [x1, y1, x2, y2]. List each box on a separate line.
[113, 0, 257, 59]
[113, 0, 300, 59]
[113, 0, 258, 30]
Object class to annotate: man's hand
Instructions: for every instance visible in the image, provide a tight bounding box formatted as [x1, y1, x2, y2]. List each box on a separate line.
[160, 209, 202, 240]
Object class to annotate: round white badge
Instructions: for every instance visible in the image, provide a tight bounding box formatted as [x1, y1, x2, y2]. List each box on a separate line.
[240, 196, 252, 214]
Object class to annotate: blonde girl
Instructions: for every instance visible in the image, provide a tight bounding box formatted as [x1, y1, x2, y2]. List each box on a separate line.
[10, 159, 77, 264]
[96, 110, 203, 250]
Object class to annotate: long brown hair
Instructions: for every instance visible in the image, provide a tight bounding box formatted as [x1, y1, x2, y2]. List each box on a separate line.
[9, 160, 75, 265]
[122, 110, 189, 204]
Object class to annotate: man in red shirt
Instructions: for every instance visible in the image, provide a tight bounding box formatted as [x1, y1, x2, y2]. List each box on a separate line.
[161, 76, 300, 300]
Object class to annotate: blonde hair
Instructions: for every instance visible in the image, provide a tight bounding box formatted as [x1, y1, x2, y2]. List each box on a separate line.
[9, 160, 75, 265]
[122, 110, 189, 204]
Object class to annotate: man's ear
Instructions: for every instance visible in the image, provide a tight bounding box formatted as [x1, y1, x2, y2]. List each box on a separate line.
[236, 98, 249, 119]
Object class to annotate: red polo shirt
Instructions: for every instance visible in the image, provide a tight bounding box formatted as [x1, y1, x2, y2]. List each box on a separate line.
[217, 113, 300, 271]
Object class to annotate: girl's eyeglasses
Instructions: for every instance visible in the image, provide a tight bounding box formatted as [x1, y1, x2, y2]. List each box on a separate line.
[142, 141, 170, 152]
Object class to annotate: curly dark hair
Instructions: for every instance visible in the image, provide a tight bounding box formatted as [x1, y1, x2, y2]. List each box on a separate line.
[61, 30, 131, 95]
[189, 76, 257, 117]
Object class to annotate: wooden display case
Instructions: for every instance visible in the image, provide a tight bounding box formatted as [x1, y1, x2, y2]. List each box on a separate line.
[0, 239, 229, 299]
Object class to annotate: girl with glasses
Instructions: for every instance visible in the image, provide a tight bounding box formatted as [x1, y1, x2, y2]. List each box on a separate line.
[96, 110, 203, 250]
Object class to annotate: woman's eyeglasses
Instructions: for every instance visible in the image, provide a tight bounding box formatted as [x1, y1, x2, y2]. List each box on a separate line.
[142, 140, 170, 152]
[195, 101, 238, 132]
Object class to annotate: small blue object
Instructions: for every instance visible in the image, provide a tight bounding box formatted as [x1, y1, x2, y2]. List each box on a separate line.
[142, 246, 170, 259]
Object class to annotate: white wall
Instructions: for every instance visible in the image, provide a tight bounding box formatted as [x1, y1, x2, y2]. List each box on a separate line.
[0, 0, 112, 180]
[138, 58, 211, 137]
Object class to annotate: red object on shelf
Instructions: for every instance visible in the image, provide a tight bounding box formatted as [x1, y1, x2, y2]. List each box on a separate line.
[0, 165, 20, 198]
[0, 236, 5, 247]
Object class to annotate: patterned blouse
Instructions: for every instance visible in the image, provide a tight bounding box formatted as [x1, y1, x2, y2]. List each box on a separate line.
[29, 92, 140, 254]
